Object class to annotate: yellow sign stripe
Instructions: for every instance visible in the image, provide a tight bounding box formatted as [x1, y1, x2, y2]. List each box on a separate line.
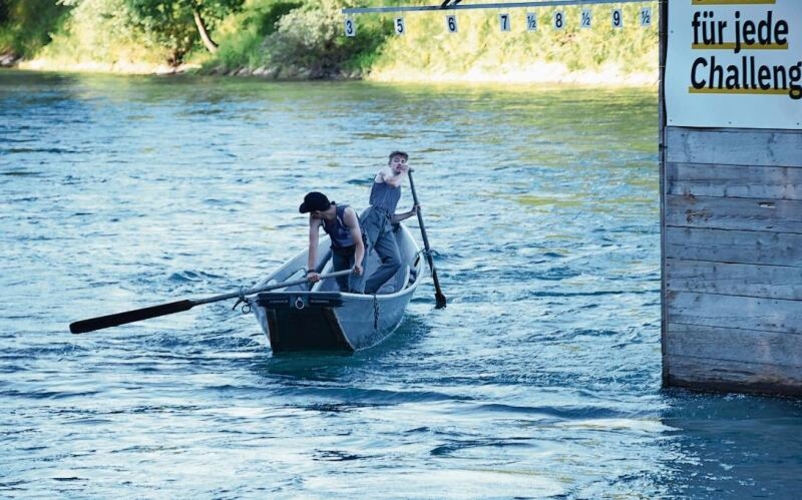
[691, 0, 775, 5]
[691, 43, 788, 50]
[688, 87, 789, 95]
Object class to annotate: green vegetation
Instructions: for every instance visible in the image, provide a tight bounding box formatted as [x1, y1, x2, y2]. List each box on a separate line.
[0, 0, 69, 58]
[122, 0, 245, 64]
[0, 0, 658, 84]
[210, 0, 303, 70]
[210, 0, 388, 78]
[370, 3, 658, 83]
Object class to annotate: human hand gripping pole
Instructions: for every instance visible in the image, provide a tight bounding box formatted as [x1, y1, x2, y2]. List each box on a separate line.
[69, 269, 353, 334]
[407, 170, 447, 309]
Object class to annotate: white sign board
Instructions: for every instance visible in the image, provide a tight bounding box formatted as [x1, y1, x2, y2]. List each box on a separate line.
[666, 0, 802, 129]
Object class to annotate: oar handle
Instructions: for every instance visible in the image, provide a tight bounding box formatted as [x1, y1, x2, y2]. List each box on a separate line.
[192, 269, 352, 306]
[69, 269, 354, 334]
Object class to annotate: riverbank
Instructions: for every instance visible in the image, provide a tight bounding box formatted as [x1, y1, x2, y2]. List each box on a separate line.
[3, 2, 659, 88]
[367, 61, 657, 87]
[16, 57, 197, 75]
[10, 57, 657, 88]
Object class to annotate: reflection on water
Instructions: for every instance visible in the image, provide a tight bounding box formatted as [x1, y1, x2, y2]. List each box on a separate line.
[1, 70, 801, 498]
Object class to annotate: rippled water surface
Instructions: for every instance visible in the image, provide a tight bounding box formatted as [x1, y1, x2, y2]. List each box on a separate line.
[2, 70, 802, 499]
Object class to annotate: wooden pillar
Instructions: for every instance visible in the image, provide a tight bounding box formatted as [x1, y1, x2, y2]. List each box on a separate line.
[662, 128, 802, 395]
[660, 0, 802, 395]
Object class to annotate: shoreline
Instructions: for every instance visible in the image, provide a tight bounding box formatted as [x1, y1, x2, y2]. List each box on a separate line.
[367, 61, 657, 87]
[10, 58, 658, 88]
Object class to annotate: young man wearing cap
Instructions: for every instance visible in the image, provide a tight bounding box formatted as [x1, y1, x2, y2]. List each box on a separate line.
[299, 191, 365, 293]
[361, 151, 418, 294]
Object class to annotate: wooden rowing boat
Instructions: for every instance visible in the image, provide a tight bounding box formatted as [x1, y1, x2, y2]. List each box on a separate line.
[246, 221, 422, 352]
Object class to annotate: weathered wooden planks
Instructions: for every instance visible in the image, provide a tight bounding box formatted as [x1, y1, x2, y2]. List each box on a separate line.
[662, 126, 802, 395]
[666, 195, 802, 233]
[666, 164, 802, 201]
[667, 324, 802, 367]
[666, 355, 802, 397]
[665, 227, 801, 266]
[666, 260, 802, 301]
[666, 128, 802, 167]
[667, 291, 802, 336]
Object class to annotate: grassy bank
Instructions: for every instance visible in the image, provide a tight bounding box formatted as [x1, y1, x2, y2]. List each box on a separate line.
[367, 3, 658, 86]
[2, 0, 659, 86]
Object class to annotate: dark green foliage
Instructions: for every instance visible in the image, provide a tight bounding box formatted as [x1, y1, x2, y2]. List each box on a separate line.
[126, 0, 243, 22]
[246, 1, 301, 37]
[0, 0, 70, 56]
[124, 0, 244, 64]
[125, 0, 196, 64]
[0, 0, 9, 25]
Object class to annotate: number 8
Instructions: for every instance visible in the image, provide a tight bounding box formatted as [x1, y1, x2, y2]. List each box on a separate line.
[554, 11, 564, 30]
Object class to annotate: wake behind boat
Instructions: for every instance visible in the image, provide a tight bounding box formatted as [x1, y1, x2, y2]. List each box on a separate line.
[246, 221, 423, 353]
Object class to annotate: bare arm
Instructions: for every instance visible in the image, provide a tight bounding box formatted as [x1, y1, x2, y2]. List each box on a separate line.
[306, 218, 322, 281]
[391, 204, 419, 224]
[343, 207, 365, 275]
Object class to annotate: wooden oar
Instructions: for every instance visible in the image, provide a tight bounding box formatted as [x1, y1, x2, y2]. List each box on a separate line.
[407, 169, 447, 309]
[69, 269, 352, 334]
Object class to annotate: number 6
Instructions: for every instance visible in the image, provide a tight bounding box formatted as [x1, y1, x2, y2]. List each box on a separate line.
[446, 15, 458, 33]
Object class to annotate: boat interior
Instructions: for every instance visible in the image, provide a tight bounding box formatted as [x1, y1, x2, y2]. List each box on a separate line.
[314, 223, 420, 295]
[253, 223, 422, 296]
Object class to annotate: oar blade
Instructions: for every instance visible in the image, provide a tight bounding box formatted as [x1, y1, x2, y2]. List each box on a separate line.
[70, 299, 195, 334]
[435, 292, 447, 309]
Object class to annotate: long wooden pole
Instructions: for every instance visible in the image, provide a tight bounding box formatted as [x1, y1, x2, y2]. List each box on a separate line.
[407, 170, 447, 309]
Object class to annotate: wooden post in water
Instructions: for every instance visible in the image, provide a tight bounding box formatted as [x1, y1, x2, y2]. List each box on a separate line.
[660, 0, 802, 395]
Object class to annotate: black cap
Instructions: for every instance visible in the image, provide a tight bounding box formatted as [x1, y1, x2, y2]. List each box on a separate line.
[299, 191, 332, 213]
[389, 151, 408, 160]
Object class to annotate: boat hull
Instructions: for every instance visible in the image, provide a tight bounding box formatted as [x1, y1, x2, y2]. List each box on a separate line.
[248, 222, 422, 353]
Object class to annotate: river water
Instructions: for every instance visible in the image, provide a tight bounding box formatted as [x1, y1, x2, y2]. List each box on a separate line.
[2, 70, 801, 499]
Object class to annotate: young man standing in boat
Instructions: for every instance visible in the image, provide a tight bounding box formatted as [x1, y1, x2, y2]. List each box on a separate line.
[362, 151, 418, 294]
[300, 191, 366, 293]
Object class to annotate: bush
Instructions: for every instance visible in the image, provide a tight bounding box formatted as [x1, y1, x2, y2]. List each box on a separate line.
[262, 0, 388, 78]
[39, 0, 168, 67]
[206, 0, 302, 70]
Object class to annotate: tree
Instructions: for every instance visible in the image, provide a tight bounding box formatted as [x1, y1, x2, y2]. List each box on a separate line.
[124, 0, 244, 65]
[0, 0, 70, 56]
